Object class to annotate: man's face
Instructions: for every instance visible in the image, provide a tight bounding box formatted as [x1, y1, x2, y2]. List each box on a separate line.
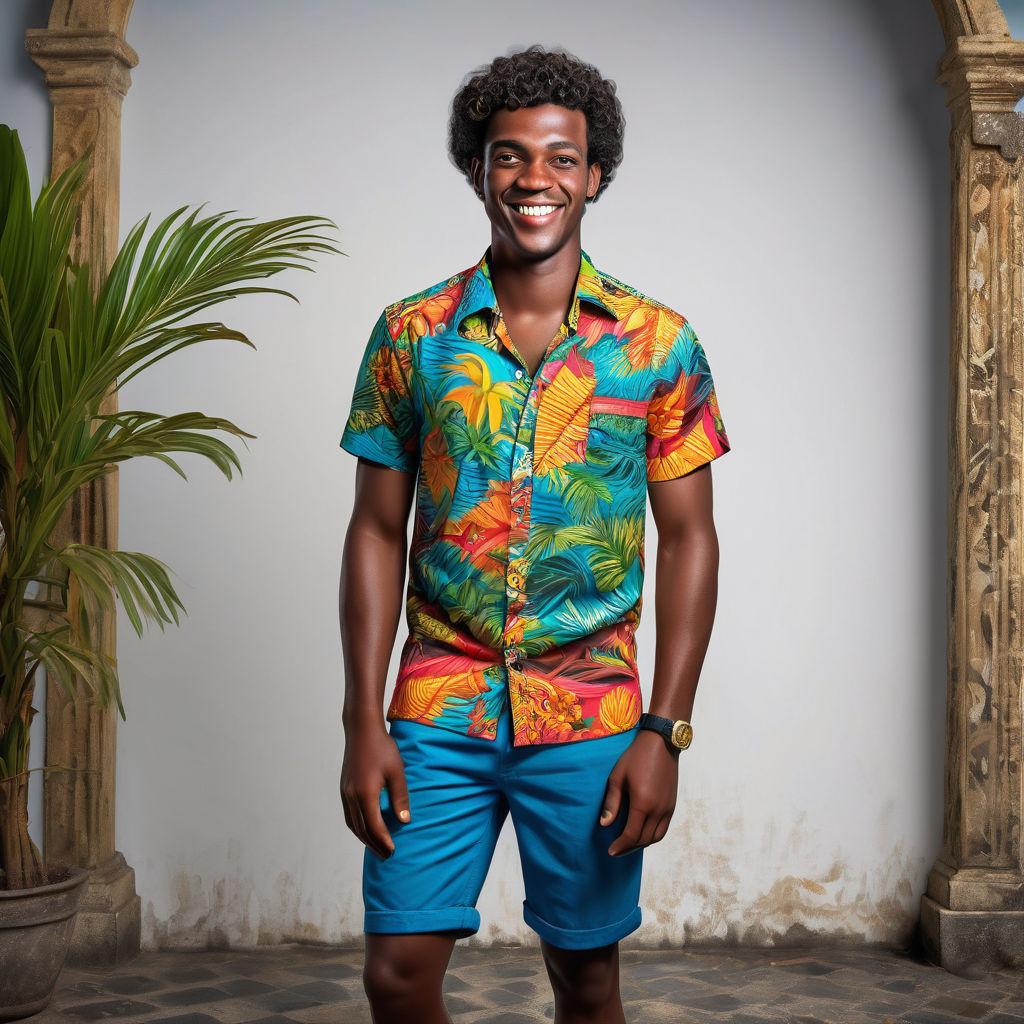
[470, 103, 601, 263]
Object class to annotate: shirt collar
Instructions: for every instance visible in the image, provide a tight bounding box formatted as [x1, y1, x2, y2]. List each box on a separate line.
[453, 248, 621, 338]
[575, 250, 622, 320]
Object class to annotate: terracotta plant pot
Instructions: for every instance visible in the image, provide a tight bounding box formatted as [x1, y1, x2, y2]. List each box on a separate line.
[0, 866, 90, 1021]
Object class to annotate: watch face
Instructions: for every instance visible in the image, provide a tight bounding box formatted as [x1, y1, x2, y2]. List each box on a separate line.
[672, 722, 693, 750]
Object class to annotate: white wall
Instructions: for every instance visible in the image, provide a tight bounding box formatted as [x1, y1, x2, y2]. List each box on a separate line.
[6, 0, 951, 948]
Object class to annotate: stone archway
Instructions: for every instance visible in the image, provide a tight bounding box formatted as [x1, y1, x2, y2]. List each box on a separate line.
[18, 0, 1024, 972]
[924, 0, 1024, 974]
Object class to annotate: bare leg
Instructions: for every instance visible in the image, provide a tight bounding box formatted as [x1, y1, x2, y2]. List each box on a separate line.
[363, 932, 458, 1024]
[541, 939, 627, 1024]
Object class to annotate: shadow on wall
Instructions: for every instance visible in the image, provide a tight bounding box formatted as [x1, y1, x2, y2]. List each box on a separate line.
[5, 0, 54, 176]
[857, 0, 952, 854]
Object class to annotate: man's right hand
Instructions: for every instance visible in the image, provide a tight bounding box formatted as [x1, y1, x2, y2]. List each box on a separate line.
[339, 724, 411, 860]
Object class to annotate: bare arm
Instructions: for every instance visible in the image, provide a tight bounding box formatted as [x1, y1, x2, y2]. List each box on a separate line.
[602, 462, 720, 856]
[339, 456, 416, 859]
[340, 457, 416, 728]
[646, 460, 719, 722]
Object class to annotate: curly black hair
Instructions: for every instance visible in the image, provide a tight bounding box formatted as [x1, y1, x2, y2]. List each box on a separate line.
[448, 45, 625, 203]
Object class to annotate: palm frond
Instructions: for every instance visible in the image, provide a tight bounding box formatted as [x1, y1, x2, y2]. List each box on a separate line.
[55, 543, 187, 641]
[0, 127, 88, 425]
[21, 626, 122, 718]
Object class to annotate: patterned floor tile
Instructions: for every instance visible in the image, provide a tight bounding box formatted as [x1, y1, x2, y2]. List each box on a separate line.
[23, 943, 1024, 1023]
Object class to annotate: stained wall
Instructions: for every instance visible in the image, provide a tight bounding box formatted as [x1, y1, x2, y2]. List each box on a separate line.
[5, 0, 952, 948]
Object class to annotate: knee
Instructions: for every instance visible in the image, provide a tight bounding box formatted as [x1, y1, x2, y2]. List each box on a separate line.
[362, 954, 413, 1007]
[362, 948, 437, 1010]
[545, 943, 620, 1013]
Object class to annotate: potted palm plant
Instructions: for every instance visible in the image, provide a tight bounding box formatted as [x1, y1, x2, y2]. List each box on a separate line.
[0, 124, 339, 1020]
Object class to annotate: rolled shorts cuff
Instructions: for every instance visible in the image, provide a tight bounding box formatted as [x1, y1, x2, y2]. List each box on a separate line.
[522, 900, 642, 950]
[364, 906, 480, 937]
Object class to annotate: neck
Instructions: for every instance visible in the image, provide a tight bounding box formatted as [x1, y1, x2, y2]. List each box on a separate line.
[488, 238, 582, 318]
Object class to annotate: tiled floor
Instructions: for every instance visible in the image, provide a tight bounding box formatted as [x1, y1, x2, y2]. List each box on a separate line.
[29, 942, 1024, 1023]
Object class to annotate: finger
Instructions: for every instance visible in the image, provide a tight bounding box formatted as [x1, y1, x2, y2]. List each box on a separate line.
[348, 792, 371, 850]
[359, 788, 396, 860]
[599, 773, 622, 826]
[608, 806, 647, 857]
[340, 785, 358, 835]
[340, 782, 352, 829]
[637, 813, 660, 849]
[387, 766, 412, 824]
[652, 812, 672, 844]
[349, 789, 387, 860]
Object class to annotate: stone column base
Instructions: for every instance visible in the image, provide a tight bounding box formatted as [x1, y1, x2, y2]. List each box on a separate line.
[66, 851, 141, 966]
[920, 895, 1024, 977]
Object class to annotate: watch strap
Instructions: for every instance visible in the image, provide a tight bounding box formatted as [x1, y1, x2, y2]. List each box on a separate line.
[639, 713, 676, 733]
[637, 713, 692, 752]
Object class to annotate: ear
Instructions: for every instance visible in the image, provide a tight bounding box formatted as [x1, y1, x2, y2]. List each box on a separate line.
[586, 162, 602, 200]
[470, 156, 485, 199]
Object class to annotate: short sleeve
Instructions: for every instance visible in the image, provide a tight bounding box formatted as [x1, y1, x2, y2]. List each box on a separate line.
[340, 310, 419, 472]
[646, 318, 731, 482]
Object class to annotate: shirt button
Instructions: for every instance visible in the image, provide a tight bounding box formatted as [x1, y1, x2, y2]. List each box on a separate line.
[515, 369, 524, 379]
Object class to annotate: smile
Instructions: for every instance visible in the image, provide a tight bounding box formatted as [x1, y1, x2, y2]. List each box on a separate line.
[510, 204, 561, 217]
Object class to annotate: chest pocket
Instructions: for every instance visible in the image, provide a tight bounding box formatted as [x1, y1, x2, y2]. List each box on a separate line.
[584, 406, 649, 509]
[587, 390, 649, 460]
[586, 397, 649, 487]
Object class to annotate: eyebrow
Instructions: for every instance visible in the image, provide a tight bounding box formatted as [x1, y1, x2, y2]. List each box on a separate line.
[489, 139, 584, 157]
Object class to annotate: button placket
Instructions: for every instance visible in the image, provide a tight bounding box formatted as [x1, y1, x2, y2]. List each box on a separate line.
[505, 416, 535, 617]
[503, 373, 538, 721]
[498, 319, 581, 743]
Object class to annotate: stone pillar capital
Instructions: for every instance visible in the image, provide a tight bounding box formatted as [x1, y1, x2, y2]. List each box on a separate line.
[936, 37, 1024, 125]
[25, 29, 138, 100]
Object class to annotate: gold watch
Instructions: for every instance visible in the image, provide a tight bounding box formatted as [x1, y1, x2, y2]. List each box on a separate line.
[637, 713, 693, 752]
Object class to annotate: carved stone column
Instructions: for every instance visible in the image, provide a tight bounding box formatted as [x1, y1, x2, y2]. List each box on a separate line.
[920, 28, 1024, 975]
[24, 2, 140, 965]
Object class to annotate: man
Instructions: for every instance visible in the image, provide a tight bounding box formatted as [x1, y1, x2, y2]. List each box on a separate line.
[339, 45, 730, 1024]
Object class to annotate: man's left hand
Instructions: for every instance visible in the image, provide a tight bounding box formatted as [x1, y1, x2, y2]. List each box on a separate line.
[600, 728, 679, 856]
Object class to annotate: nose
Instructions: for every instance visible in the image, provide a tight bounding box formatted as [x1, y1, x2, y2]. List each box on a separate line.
[516, 156, 554, 192]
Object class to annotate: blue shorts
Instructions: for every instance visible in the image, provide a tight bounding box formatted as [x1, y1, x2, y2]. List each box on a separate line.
[362, 707, 644, 950]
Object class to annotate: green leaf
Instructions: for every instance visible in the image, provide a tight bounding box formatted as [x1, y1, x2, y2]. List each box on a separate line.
[54, 544, 187, 640]
[22, 627, 123, 719]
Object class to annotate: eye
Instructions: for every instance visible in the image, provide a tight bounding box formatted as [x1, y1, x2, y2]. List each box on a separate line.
[495, 152, 518, 163]
[554, 156, 576, 166]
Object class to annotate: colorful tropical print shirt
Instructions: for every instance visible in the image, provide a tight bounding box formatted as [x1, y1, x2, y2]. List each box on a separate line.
[340, 250, 730, 747]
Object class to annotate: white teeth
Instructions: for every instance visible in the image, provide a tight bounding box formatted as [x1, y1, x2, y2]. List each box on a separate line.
[513, 204, 558, 217]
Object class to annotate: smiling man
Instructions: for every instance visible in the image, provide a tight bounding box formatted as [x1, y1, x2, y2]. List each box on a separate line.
[339, 45, 731, 1024]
